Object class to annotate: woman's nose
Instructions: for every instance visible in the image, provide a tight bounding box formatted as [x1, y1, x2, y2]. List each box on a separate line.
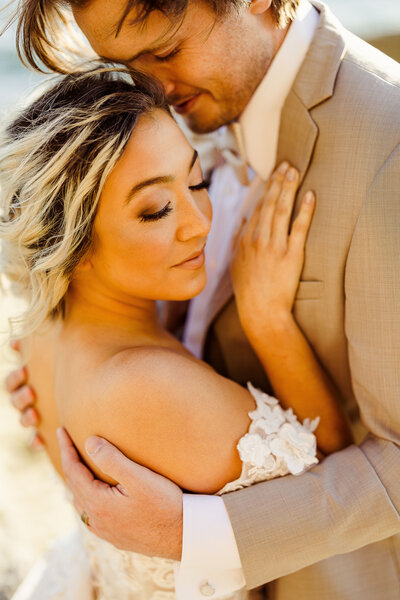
[176, 196, 212, 242]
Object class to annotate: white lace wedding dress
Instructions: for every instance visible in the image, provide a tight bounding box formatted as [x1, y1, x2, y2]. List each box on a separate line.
[12, 383, 319, 600]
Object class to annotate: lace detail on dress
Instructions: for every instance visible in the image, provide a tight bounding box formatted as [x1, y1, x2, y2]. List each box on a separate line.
[218, 382, 319, 494]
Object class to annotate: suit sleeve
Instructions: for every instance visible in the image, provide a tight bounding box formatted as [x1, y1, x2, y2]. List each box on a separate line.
[222, 145, 400, 589]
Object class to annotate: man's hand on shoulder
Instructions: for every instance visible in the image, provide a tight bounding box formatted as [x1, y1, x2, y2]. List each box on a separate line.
[57, 427, 183, 560]
[5, 340, 44, 449]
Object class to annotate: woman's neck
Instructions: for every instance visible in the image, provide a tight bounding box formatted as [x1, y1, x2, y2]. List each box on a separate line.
[64, 282, 164, 343]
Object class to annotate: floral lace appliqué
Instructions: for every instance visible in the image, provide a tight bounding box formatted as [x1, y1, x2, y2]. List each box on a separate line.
[218, 382, 319, 494]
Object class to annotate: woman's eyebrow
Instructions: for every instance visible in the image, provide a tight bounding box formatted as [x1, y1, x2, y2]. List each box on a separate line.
[125, 149, 199, 204]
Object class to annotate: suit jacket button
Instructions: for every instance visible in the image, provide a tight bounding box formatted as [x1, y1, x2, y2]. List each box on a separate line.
[199, 581, 216, 596]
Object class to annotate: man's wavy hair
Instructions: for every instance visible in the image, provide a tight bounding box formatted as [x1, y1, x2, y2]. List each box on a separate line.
[8, 0, 300, 73]
[0, 67, 168, 336]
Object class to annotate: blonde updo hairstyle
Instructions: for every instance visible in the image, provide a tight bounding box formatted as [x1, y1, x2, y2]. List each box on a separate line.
[0, 67, 168, 336]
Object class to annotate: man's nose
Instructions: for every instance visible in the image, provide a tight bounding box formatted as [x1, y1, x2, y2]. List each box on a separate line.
[146, 66, 175, 97]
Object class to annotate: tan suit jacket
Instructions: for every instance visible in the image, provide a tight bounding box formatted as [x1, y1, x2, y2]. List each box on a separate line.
[202, 3, 400, 598]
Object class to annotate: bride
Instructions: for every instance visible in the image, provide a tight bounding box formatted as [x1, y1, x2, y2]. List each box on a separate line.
[0, 67, 351, 599]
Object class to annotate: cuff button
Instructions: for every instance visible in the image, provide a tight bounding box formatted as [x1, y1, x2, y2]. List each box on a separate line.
[199, 581, 216, 597]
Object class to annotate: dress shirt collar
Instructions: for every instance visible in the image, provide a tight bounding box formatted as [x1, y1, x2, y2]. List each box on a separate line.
[239, 0, 320, 179]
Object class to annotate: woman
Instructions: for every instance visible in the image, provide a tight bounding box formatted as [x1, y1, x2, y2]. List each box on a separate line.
[0, 68, 352, 600]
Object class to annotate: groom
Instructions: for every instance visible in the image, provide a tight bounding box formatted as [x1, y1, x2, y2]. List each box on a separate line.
[7, 0, 400, 598]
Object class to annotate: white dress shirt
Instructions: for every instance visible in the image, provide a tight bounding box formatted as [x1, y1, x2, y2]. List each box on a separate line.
[176, 2, 320, 598]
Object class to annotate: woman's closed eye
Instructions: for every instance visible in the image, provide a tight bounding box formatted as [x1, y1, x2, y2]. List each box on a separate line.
[189, 180, 210, 192]
[139, 181, 209, 223]
[140, 202, 172, 223]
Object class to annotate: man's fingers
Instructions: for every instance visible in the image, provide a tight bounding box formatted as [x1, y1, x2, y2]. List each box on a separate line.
[57, 427, 96, 490]
[85, 436, 151, 489]
[30, 432, 45, 451]
[5, 366, 27, 394]
[11, 385, 35, 411]
[10, 340, 21, 352]
[20, 407, 39, 428]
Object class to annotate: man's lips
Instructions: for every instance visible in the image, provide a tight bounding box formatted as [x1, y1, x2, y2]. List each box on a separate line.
[171, 95, 199, 115]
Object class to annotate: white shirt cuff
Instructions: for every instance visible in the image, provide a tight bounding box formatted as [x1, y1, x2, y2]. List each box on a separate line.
[174, 494, 245, 599]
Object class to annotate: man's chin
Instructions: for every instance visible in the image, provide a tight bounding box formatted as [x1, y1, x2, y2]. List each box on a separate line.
[182, 112, 231, 134]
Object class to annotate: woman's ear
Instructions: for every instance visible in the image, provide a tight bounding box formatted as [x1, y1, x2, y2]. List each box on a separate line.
[248, 0, 273, 16]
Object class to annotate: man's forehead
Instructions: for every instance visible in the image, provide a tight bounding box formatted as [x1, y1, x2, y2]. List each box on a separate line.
[73, 0, 183, 59]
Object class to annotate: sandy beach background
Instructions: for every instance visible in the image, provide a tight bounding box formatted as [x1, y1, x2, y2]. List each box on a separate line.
[0, 1, 399, 598]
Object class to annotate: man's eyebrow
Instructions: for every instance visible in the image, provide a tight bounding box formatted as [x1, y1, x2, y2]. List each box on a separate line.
[101, 38, 172, 66]
[101, 44, 159, 65]
[125, 149, 199, 205]
[105, 24, 178, 64]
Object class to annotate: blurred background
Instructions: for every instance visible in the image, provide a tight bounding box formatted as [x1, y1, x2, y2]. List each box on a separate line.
[0, 1, 399, 598]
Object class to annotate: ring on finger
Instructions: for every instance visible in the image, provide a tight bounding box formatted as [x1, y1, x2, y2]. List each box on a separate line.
[80, 511, 90, 527]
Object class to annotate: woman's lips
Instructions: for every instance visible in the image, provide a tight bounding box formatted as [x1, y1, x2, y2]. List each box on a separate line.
[173, 249, 205, 270]
[173, 95, 199, 115]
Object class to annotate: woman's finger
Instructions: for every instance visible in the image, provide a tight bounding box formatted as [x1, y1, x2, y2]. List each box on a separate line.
[269, 167, 300, 249]
[232, 217, 247, 250]
[241, 199, 263, 245]
[255, 162, 290, 244]
[288, 191, 316, 253]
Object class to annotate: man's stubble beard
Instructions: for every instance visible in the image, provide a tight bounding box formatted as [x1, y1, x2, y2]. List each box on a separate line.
[182, 38, 275, 134]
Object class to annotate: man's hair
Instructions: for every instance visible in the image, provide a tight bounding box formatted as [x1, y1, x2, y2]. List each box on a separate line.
[0, 67, 168, 336]
[9, 0, 300, 73]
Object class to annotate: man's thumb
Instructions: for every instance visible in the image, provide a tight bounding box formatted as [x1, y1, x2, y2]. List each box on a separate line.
[85, 436, 136, 485]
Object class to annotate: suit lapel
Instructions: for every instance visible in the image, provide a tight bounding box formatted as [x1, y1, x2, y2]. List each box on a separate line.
[277, 1, 346, 185]
[277, 93, 318, 187]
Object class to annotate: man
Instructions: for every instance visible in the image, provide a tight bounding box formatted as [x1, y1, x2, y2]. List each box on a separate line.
[6, 0, 400, 598]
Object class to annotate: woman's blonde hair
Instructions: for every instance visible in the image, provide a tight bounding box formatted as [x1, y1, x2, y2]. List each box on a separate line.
[0, 67, 168, 336]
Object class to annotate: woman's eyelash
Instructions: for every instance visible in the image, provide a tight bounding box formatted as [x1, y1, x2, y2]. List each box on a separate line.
[140, 202, 173, 223]
[189, 180, 210, 192]
[139, 181, 209, 223]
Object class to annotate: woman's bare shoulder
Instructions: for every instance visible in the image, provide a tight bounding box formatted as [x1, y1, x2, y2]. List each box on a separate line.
[74, 345, 253, 493]
[100, 345, 216, 393]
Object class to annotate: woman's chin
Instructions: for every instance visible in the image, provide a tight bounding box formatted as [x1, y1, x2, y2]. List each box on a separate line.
[166, 271, 207, 301]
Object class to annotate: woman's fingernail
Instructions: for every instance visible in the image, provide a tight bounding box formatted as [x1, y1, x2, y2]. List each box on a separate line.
[85, 436, 106, 456]
[286, 168, 297, 181]
[278, 162, 289, 174]
[304, 191, 314, 204]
